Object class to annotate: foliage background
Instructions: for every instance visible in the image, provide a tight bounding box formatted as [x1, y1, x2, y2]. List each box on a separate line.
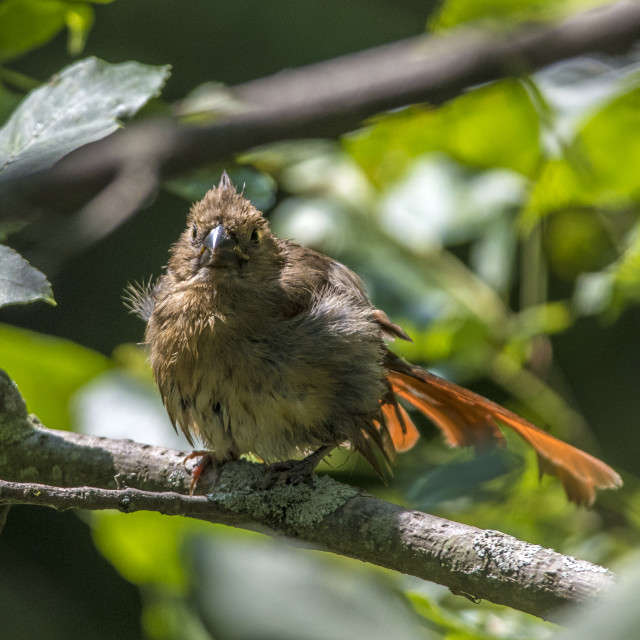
[1, 1, 639, 639]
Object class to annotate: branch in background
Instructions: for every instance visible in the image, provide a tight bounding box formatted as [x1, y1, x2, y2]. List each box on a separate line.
[0, 369, 616, 621]
[19, 1, 640, 191]
[4, 1, 640, 272]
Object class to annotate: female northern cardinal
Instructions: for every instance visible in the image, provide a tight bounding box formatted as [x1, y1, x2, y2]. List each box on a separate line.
[128, 172, 622, 505]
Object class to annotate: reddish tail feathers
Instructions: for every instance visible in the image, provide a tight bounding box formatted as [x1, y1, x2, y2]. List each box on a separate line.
[383, 364, 622, 506]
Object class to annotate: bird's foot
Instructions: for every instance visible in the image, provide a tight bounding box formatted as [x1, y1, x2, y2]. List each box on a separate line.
[259, 445, 334, 489]
[183, 450, 213, 495]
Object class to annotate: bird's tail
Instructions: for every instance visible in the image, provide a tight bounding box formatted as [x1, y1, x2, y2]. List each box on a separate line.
[383, 354, 622, 505]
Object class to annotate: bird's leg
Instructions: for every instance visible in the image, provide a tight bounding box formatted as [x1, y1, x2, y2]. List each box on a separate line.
[260, 445, 334, 489]
[184, 450, 240, 494]
[183, 450, 213, 495]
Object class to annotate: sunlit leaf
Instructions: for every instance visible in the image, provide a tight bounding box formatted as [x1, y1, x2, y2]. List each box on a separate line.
[64, 3, 94, 55]
[610, 225, 640, 309]
[0, 323, 109, 429]
[579, 85, 640, 198]
[520, 159, 594, 229]
[346, 79, 540, 185]
[509, 301, 572, 339]
[533, 54, 640, 147]
[0, 57, 171, 181]
[429, 0, 606, 31]
[0, 245, 55, 308]
[0, 0, 114, 60]
[0, 0, 68, 61]
[91, 512, 190, 589]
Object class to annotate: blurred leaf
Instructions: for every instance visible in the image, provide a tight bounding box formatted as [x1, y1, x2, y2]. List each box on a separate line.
[0, 0, 69, 61]
[437, 80, 541, 177]
[0, 57, 171, 181]
[573, 271, 614, 316]
[188, 535, 426, 640]
[573, 222, 640, 317]
[523, 80, 640, 229]
[431, 0, 559, 30]
[533, 54, 640, 148]
[92, 511, 191, 589]
[429, 0, 609, 30]
[407, 450, 522, 510]
[508, 301, 572, 339]
[407, 591, 521, 640]
[0, 245, 55, 308]
[173, 81, 247, 121]
[543, 208, 618, 280]
[64, 3, 94, 55]
[579, 85, 640, 198]
[610, 224, 640, 311]
[520, 159, 592, 229]
[0, 0, 111, 61]
[0, 219, 28, 241]
[347, 79, 540, 186]
[0, 323, 109, 429]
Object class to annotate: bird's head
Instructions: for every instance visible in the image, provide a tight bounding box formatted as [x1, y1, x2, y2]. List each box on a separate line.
[167, 172, 283, 285]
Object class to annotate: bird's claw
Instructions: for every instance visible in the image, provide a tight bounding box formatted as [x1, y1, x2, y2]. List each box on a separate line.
[183, 450, 213, 495]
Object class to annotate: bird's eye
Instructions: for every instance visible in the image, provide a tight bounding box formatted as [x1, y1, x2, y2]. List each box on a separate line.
[191, 224, 198, 242]
[250, 228, 260, 244]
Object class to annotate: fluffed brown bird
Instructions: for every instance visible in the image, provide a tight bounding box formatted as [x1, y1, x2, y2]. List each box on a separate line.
[127, 172, 622, 505]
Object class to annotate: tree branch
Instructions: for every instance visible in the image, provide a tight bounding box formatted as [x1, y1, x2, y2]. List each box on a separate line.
[0, 369, 616, 621]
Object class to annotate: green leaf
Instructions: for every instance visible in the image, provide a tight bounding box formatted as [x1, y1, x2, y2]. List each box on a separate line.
[0, 57, 171, 181]
[0, 0, 113, 61]
[91, 511, 190, 589]
[346, 79, 540, 185]
[521, 82, 640, 230]
[579, 85, 640, 199]
[0, 245, 55, 308]
[0, 0, 69, 61]
[429, 0, 593, 30]
[0, 323, 109, 429]
[64, 3, 94, 55]
[520, 159, 593, 230]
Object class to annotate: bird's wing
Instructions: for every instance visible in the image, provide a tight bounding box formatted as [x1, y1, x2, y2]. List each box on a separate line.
[276, 240, 370, 314]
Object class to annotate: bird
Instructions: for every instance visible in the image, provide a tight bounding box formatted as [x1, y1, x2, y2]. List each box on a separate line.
[126, 171, 622, 505]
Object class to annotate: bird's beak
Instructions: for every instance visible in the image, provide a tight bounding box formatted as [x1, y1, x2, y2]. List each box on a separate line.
[199, 224, 238, 268]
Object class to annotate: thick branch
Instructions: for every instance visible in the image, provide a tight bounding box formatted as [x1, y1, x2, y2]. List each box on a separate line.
[0, 369, 615, 621]
[10, 1, 640, 194]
